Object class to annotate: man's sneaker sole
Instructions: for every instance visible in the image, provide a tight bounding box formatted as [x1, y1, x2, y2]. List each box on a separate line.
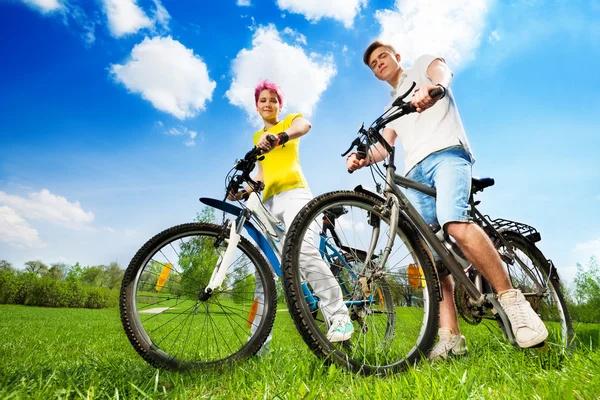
[515, 328, 548, 348]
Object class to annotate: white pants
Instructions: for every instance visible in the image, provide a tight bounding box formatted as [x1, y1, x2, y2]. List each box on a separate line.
[251, 188, 349, 351]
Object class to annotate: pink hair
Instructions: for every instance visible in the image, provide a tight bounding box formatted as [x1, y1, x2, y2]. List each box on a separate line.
[254, 80, 284, 108]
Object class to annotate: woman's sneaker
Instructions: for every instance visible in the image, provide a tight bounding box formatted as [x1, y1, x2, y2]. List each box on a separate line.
[428, 327, 468, 361]
[326, 315, 354, 342]
[498, 289, 548, 348]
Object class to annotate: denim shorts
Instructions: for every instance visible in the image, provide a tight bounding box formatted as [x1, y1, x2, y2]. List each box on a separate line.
[404, 145, 473, 269]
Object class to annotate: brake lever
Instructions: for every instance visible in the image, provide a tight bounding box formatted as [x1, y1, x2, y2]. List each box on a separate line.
[341, 136, 362, 157]
[391, 81, 417, 107]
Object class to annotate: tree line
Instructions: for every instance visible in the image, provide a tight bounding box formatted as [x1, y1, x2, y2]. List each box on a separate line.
[0, 260, 123, 308]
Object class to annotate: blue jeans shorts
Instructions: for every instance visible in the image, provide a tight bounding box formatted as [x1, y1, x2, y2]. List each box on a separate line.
[404, 145, 473, 272]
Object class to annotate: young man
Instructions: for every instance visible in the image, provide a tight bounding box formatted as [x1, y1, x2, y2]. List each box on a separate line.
[346, 41, 548, 360]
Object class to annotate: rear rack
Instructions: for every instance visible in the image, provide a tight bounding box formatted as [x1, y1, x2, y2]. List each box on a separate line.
[490, 217, 541, 243]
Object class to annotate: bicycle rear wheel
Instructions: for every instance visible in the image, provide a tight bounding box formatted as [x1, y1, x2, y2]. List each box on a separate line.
[495, 231, 573, 350]
[120, 222, 276, 370]
[282, 191, 440, 375]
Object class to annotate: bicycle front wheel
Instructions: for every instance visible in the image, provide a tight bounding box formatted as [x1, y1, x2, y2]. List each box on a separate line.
[282, 191, 439, 375]
[496, 231, 573, 350]
[120, 222, 277, 370]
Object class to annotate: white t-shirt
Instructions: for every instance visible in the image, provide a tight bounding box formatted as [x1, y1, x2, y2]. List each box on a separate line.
[385, 54, 474, 174]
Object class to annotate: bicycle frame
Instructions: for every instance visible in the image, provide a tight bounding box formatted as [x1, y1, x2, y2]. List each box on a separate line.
[200, 192, 285, 292]
[200, 192, 377, 310]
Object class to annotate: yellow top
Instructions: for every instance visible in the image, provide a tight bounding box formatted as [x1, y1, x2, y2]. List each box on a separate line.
[253, 113, 309, 201]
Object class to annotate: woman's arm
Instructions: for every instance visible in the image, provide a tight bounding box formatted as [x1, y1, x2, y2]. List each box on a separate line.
[256, 116, 312, 152]
[227, 163, 264, 200]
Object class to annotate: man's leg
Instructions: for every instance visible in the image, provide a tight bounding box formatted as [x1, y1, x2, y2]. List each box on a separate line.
[435, 148, 548, 348]
[444, 222, 511, 292]
[405, 157, 467, 360]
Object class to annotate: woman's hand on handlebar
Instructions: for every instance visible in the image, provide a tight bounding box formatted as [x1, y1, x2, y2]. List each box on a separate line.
[227, 189, 248, 201]
[256, 133, 279, 154]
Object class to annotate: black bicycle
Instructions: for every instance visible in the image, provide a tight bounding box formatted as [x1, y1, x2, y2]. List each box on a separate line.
[281, 83, 573, 375]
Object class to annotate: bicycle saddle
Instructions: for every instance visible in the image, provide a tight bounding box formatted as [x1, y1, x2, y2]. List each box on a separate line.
[472, 177, 495, 193]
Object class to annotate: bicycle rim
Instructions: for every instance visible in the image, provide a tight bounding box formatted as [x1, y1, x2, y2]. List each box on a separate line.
[120, 223, 276, 370]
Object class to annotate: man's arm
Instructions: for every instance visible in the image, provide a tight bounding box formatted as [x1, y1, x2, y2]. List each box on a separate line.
[411, 58, 453, 113]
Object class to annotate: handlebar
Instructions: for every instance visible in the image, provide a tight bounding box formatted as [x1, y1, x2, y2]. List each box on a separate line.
[224, 133, 282, 201]
[344, 83, 445, 173]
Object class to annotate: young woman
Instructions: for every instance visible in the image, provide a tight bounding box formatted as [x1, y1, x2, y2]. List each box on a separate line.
[230, 80, 353, 354]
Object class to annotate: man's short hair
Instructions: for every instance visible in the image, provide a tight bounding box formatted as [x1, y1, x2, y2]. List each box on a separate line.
[363, 41, 397, 66]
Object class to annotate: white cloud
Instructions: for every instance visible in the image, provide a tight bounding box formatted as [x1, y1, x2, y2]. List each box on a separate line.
[21, 0, 95, 45]
[0, 206, 45, 248]
[226, 24, 336, 125]
[276, 0, 366, 28]
[488, 30, 501, 43]
[374, 0, 492, 69]
[237, 0, 251, 6]
[110, 36, 216, 120]
[282, 27, 307, 45]
[0, 190, 94, 230]
[166, 126, 198, 147]
[101, 0, 170, 37]
[151, 0, 170, 31]
[21, 0, 65, 14]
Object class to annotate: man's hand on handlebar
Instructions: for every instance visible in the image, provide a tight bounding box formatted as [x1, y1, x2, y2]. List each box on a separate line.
[411, 84, 445, 113]
[346, 152, 369, 172]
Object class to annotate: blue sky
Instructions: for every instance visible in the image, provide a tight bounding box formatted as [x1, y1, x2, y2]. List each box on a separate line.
[0, 0, 599, 287]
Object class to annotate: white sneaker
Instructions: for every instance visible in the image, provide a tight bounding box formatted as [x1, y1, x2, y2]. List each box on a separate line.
[326, 316, 354, 342]
[428, 327, 468, 361]
[498, 289, 548, 348]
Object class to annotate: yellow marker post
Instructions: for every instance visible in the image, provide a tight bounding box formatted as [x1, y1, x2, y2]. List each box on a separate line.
[247, 298, 259, 328]
[155, 263, 172, 291]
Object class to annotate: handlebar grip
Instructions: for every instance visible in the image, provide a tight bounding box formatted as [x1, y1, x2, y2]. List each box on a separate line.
[348, 169, 354, 174]
[266, 134, 277, 144]
[430, 86, 444, 99]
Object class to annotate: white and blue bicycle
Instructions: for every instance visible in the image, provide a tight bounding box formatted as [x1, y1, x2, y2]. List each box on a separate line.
[119, 139, 394, 371]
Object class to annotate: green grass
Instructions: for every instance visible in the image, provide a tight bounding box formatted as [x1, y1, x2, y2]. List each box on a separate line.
[1, 304, 599, 399]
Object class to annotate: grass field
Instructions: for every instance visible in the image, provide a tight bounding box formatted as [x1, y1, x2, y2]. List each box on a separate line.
[1, 304, 599, 399]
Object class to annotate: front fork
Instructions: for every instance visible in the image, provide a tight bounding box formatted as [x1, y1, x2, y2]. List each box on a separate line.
[361, 194, 400, 276]
[204, 212, 247, 295]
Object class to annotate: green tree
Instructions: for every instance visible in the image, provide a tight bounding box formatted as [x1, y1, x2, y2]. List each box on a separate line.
[178, 235, 219, 296]
[571, 256, 600, 323]
[195, 206, 216, 223]
[65, 262, 84, 282]
[574, 256, 600, 304]
[47, 262, 69, 281]
[24, 260, 48, 277]
[82, 265, 104, 287]
[0, 260, 14, 272]
[229, 261, 256, 304]
[103, 262, 124, 290]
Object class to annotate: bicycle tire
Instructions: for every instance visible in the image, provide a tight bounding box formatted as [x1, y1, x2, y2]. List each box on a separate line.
[495, 231, 574, 350]
[282, 191, 440, 375]
[120, 222, 277, 370]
